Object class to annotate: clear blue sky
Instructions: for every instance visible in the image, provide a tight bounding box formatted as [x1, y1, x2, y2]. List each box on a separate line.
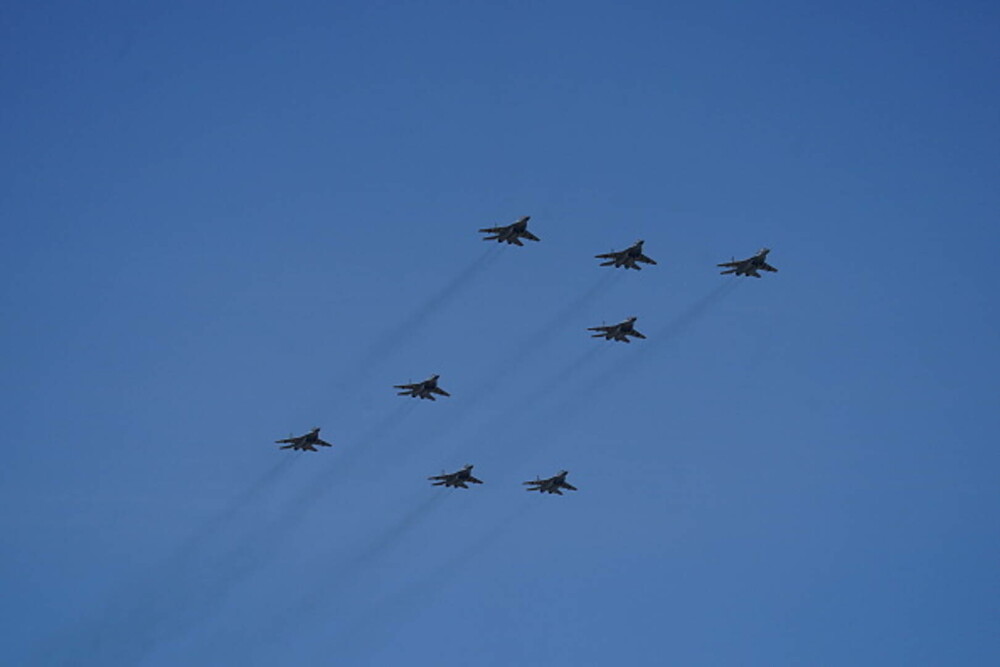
[3, 1, 999, 665]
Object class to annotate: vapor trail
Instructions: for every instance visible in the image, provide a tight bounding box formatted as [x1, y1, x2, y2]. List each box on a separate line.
[461, 272, 620, 410]
[197, 492, 449, 661]
[464, 281, 742, 471]
[36, 248, 498, 666]
[333, 246, 501, 395]
[34, 455, 302, 667]
[283, 493, 447, 627]
[532, 271, 622, 340]
[523, 345, 606, 407]
[419, 273, 620, 450]
[280, 400, 418, 495]
[483, 343, 606, 436]
[49, 404, 418, 667]
[651, 280, 741, 345]
[173, 456, 297, 561]
[372, 247, 499, 351]
[196, 402, 419, 598]
[562, 280, 742, 410]
[335, 501, 533, 661]
[438, 343, 607, 464]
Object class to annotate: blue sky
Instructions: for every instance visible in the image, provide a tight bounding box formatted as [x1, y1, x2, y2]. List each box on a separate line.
[2, 1, 999, 665]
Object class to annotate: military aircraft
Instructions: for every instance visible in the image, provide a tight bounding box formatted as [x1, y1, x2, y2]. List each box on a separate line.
[595, 240, 657, 270]
[428, 464, 484, 489]
[718, 248, 778, 278]
[588, 316, 646, 343]
[523, 470, 578, 495]
[275, 427, 333, 452]
[479, 216, 540, 246]
[394, 374, 451, 400]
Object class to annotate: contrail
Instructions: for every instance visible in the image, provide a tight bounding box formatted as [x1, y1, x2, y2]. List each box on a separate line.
[463, 281, 742, 470]
[559, 280, 742, 412]
[531, 271, 622, 341]
[196, 492, 449, 660]
[33, 455, 301, 667]
[521, 345, 606, 408]
[332, 246, 501, 395]
[651, 280, 741, 345]
[481, 341, 610, 428]
[419, 273, 620, 447]
[461, 272, 620, 410]
[188, 402, 419, 608]
[436, 343, 607, 464]
[281, 493, 447, 628]
[172, 456, 297, 562]
[45, 405, 418, 667]
[279, 401, 418, 496]
[334, 500, 533, 661]
[371, 247, 500, 353]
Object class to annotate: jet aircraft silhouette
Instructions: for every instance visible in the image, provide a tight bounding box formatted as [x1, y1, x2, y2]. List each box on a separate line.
[718, 248, 778, 278]
[595, 240, 657, 270]
[275, 427, 332, 452]
[478, 216, 539, 246]
[428, 464, 484, 489]
[524, 470, 578, 495]
[394, 374, 451, 400]
[588, 316, 646, 343]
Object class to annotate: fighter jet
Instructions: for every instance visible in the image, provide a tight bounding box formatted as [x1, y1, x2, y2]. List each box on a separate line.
[428, 464, 484, 489]
[523, 470, 578, 495]
[595, 240, 657, 270]
[588, 316, 646, 343]
[718, 248, 778, 278]
[479, 216, 540, 246]
[394, 374, 451, 400]
[275, 427, 333, 452]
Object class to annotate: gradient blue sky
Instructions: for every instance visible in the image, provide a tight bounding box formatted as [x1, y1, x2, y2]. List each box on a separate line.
[3, 1, 999, 665]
